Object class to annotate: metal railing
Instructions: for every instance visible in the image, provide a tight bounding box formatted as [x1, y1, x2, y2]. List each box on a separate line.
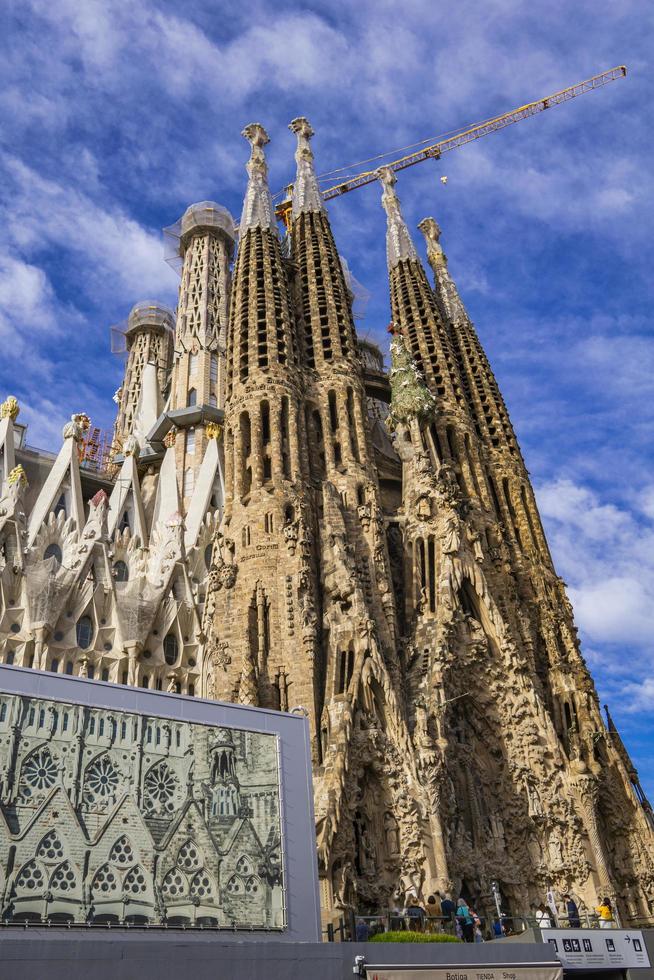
[323, 907, 642, 942]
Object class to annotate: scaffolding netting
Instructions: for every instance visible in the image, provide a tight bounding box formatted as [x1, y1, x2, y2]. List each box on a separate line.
[115, 581, 161, 645]
[163, 201, 237, 273]
[26, 557, 77, 628]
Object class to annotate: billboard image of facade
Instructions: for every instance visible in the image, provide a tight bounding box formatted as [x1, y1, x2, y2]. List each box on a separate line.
[0, 689, 285, 928]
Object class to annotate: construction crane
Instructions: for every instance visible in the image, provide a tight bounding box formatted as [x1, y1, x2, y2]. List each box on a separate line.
[276, 65, 626, 226]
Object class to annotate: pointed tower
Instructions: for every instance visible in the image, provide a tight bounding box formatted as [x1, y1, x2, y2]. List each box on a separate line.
[167, 201, 236, 508]
[380, 170, 491, 515]
[288, 117, 399, 667]
[112, 301, 175, 452]
[286, 120, 445, 917]
[418, 217, 552, 565]
[208, 124, 319, 738]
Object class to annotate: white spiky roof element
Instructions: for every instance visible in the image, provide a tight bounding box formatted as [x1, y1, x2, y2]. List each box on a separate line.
[379, 167, 418, 268]
[239, 123, 277, 235]
[289, 116, 325, 220]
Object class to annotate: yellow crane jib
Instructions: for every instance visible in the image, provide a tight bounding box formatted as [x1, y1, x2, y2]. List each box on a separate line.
[273, 65, 626, 221]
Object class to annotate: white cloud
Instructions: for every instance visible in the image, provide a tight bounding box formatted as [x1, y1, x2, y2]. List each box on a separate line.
[0, 256, 58, 336]
[1, 156, 177, 302]
[537, 478, 654, 648]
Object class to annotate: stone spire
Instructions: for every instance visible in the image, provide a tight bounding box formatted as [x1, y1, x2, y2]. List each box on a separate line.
[112, 301, 174, 451]
[379, 172, 464, 416]
[239, 123, 277, 234]
[289, 117, 359, 372]
[211, 119, 314, 729]
[289, 116, 325, 220]
[379, 167, 418, 268]
[417, 215, 553, 561]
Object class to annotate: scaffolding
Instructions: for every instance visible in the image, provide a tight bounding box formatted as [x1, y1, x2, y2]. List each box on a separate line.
[163, 201, 237, 273]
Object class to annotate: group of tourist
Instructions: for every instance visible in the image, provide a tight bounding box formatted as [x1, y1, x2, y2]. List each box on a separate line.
[404, 892, 485, 942]
[535, 895, 616, 929]
[354, 891, 618, 942]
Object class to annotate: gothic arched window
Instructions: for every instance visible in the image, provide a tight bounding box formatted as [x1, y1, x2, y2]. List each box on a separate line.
[50, 861, 77, 893]
[76, 616, 93, 650]
[36, 830, 65, 863]
[162, 868, 187, 898]
[113, 560, 129, 582]
[14, 860, 45, 893]
[44, 543, 62, 565]
[190, 871, 213, 899]
[123, 865, 147, 896]
[177, 840, 201, 872]
[92, 863, 119, 896]
[187, 388, 197, 408]
[163, 633, 179, 666]
[109, 836, 135, 868]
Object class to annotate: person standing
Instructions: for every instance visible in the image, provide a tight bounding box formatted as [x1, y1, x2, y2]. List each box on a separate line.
[536, 903, 552, 929]
[596, 898, 615, 929]
[441, 893, 456, 923]
[404, 896, 426, 932]
[425, 894, 442, 932]
[563, 893, 581, 928]
[456, 898, 475, 943]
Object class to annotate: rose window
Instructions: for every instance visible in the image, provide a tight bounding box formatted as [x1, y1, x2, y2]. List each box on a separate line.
[190, 872, 213, 899]
[225, 875, 243, 895]
[245, 875, 260, 895]
[124, 866, 147, 895]
[51, 861, 76, 892]
[143, 762, 177, 815]
[84, 755, 119, 801]
[36, 830, 65, 863]
[21, 749, 57, 793]
[177, 840, 201, 872]
[162, 870, 186, 898]
[109, 836, 135, 867]
[92, 864, 118, 895]
[15, 861, 45, 891]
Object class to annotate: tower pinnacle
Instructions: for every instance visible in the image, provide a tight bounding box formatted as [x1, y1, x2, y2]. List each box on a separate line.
[289, 116, 325, 219]
[418, 217, 445, 266]
[240, 123, 277, 234]
[378, 167, 418, 267]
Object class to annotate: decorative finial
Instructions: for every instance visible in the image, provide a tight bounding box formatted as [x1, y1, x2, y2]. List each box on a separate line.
[418, 217, 447, 266]
[62, 413, 91, 442]
[289, 116, 325, 220]
[123, 434, 140, 458]
[7, 464, 28, 488]
[90, 489, 109, 508]
[0, 396, 19, 421]
[378, 167, 418, 268]
[205, 421, 223, 441]
[239, 123, 277, 234]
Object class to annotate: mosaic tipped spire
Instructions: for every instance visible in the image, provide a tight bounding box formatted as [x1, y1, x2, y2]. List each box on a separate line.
[240, 123, 277, 234]
[289, 116, 325, 220]
[379, 167, 418, 268]
[418, 217, 446, 266]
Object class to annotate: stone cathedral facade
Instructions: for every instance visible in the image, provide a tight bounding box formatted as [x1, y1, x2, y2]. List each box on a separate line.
[0, 117, 652, 927]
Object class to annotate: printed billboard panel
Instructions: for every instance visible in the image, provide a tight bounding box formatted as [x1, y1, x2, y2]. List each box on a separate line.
[0, 689, 284, 928]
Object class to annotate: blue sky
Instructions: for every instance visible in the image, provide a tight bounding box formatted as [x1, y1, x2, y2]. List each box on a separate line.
[1, 0, 652, 796]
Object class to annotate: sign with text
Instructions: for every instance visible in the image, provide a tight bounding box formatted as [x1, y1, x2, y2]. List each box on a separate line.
[367, 968, 562, 980]
[544, 929, 650, 971]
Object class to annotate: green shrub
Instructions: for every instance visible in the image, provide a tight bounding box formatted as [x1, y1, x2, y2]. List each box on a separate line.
[369, 931, 461, 943]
